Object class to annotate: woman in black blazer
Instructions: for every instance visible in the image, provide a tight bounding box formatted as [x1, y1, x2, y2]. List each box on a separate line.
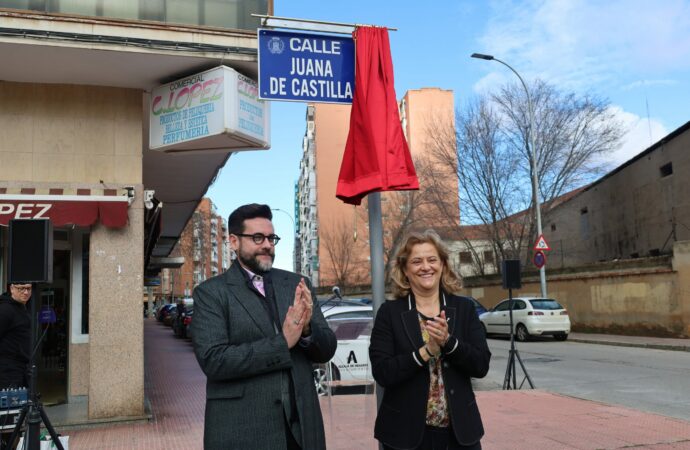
[369, 230, 491, 450]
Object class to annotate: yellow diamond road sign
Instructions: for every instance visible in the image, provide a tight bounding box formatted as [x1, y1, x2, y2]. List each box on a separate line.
[534, 234, 551, 251]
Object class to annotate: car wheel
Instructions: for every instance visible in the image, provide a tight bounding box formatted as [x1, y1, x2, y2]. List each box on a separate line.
[515, 324, 529, 342]
[313, 366, 329, 396]
[554, 333, 568, 341]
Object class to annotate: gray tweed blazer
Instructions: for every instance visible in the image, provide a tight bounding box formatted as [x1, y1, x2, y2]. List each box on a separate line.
[191, 263, 336, 450]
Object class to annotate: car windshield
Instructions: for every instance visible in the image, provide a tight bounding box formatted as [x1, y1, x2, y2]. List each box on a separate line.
[327, 319, 372, 340]
[529, 299, 564, 310]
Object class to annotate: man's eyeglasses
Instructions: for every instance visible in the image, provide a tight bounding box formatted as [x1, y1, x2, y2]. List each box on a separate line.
[11, 285, 32, 293]
[235, 233, 281, 245]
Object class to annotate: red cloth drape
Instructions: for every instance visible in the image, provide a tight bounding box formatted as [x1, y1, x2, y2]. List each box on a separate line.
[336, 27, 419, 205]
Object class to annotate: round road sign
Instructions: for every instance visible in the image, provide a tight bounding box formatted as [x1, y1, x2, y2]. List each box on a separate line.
[533, 250, 546, 269]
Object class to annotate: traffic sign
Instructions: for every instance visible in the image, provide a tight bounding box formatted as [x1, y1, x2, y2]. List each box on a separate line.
[533, 234, 551, 251]
[533, 251, 546, 269]
[258, 29, 355, 103]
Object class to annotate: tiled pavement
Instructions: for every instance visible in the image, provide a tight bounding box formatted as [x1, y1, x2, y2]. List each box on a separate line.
[64, 320, 690, 449]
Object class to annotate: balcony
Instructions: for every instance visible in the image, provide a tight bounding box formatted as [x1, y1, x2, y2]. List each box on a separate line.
[0, 7, 260, 92]
[0, 0, 269, 32]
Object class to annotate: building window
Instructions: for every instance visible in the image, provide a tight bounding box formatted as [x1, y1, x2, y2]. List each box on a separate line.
[2, 0, 269, 31]
[483, 251, 495, 264]
[459, 252, 472, 265]
[660, 162, 673, 178]
[550, 223, 556, 231]
[580, 207, 590, 239]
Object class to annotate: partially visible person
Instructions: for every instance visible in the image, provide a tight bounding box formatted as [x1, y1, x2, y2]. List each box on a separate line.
[191, 203, 337, 450]
[0, 283, 31, 449]
[0, 283, 31, 389]
[369, 230, 491, 450]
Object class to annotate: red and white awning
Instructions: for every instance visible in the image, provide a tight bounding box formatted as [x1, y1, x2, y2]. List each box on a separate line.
[0, 187, 130, 228]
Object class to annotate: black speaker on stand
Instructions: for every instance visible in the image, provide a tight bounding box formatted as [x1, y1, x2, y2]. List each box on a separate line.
[501, 260, 534, 390]
[5, 219, 65, 450]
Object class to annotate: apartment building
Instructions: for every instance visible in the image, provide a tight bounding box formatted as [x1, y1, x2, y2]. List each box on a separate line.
[296, 88, 458, 289]
[161, 198, 230, 300]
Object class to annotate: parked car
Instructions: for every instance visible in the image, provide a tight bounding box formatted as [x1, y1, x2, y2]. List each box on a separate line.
[321, 304, 373, 321]
[479, 297, 570, 341]
[156, 304, 177, 323]
[170, 299, 193, 333]
[183, 309, 194, 339]
[467, 296, 488, 317]
[313, 316, 373, 396]
[173, 306, 193, 338]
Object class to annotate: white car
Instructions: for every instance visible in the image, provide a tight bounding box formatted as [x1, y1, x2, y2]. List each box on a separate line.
[321, 304, 373, 320]
[314, 304, 374, 395]
[479, 297, 570, 342]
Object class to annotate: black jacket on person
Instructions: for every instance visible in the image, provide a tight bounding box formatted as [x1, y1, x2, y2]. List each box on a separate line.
[0, 291, 31, 388]
[369, 292, 491, 449]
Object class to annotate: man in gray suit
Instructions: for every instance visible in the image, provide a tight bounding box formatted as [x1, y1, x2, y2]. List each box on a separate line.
[191, 203, 337, 450]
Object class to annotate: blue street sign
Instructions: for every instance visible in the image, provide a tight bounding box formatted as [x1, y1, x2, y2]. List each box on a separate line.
[258, 29, 355, 104]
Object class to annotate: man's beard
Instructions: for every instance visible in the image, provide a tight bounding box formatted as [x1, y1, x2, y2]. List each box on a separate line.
[238, 247, 275, 274]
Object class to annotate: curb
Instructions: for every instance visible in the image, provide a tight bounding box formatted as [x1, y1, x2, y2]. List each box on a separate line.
[569, 337, 690, 352]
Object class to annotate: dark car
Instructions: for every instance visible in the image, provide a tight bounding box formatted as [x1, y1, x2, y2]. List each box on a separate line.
[173, 307, 193, 339]
[183, 309, 194, 339]
[467, 296, 488, 317]
[156, 304, 177, 322]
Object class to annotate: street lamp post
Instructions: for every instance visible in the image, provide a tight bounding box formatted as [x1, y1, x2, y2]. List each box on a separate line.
[471, 53, 547, 297]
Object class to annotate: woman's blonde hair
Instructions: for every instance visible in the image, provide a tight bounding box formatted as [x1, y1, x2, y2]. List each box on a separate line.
[389, 229, 463, 298]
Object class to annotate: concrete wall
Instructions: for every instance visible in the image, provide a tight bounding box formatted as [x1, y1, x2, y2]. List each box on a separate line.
[0, 82, 143, 183]
[543, 125, 690, 267]
[89, 191, 144, 417]
[464, 241, 690, 337]
[69, 343, 90, 396]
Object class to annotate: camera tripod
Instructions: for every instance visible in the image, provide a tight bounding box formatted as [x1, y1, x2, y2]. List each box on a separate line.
[502, 288, 535, 390]
[4, 284, 64, 450]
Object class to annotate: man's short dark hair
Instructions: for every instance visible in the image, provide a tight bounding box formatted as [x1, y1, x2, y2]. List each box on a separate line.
[228, 204, 273, 235]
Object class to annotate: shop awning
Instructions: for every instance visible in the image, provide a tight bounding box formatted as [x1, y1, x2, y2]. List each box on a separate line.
[0, 188, 130, 228]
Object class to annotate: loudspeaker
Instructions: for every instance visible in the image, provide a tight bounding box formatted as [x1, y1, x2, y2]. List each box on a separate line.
[502, 259, 521, 289]
[8, 219, 53, 283]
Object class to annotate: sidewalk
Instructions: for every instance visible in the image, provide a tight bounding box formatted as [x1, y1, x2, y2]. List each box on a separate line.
[60, 321, 690, 449]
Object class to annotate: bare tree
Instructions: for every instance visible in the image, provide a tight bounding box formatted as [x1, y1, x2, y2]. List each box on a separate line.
[429, 79, 623, 268]
[320, 216, 358, 289]
[361, 155, 459, 281]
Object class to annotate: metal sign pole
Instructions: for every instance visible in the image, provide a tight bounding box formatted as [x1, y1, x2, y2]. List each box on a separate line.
[367, 191, 385, 450]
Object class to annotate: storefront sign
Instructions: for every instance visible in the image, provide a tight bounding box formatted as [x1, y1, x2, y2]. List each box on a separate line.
[258, 29, 355, 103]
[149, 66, 270, 152]
[0, 196, 129, 228]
